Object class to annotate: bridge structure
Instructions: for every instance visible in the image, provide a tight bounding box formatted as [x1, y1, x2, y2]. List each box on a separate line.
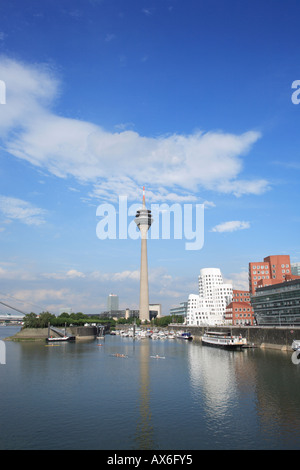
[0, 314, 24, 323]
[0, 300, 26, 322]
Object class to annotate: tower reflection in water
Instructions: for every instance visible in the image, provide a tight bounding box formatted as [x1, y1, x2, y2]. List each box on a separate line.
[135, 339, 155, 449]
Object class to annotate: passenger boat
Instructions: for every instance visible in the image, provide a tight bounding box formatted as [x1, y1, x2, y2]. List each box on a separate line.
[202, 331, 246, 350]
[46, 335, 75, 342]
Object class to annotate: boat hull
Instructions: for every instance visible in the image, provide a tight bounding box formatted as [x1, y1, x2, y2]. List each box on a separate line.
[202, 338, 244, 350]
[46, 336, 75, 342]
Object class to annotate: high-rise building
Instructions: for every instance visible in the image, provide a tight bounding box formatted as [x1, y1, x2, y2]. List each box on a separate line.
[186, 268, 233, 326]
[135, 187, 153, 322]
[107, 293, 119, 313]
[248, 255, 299, 294]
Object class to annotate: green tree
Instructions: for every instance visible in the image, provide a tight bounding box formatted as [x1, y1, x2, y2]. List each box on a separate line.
[38, 311, 56, 328]
[23, 312, 39, 328]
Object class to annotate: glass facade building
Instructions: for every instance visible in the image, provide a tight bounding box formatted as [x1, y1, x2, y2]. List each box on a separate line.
[251, 279, 300, 326]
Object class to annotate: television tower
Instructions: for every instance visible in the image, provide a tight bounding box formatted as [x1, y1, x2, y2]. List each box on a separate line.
[135, 187, 153, 322]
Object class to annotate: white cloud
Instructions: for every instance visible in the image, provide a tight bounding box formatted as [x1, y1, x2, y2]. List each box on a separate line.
[211, 220, 250, 233]
[0, 265, 37, 281]
[0, 195, 46, 225]
[13, 288, 71, 304]
[0, 57, 269, 201]
[90, 269, 140, 282]
[223, 271, 249, 291]
[43, 269, 86, 280]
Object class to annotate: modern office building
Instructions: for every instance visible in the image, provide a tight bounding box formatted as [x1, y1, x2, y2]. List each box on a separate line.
[186, 268, 233, 326]
[149, 304, 161, 318]
[107, 293, 119, 313]
[291, 262, 300, 276]
[170, 301, 188, 318]
[251, 278, 300, 326]
[135, 187, 153, 322]
[248, 254, 298, 294]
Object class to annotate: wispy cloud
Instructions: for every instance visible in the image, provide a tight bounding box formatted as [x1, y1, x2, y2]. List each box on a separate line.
[43, 269, 86, 280]
[223, 271, 249, 290]
[105, 33, 116, 42]
[0, 57, 269, 202]
[211, 220, 250, 233]
[142, 8, 154, 16]
[0, 195, 46, 226]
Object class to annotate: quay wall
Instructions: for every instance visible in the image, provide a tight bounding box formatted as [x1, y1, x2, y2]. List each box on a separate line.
[6, 324, 300, 351]
[169, 325, 300, 351]
[6, 326, 98, 341]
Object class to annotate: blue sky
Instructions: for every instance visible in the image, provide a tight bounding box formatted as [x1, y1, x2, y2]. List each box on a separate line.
[0, 0, 300, 315]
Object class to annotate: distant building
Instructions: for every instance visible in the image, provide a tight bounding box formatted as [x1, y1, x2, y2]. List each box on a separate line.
[251, 278, 300, 326]
[100, 305, 159, 321]
[248, 255, 300, 295]
[291, 262, 300, 276]
[107, 294, 119, 313]
[149, 304, 161, 318]
[186, 268, 233, 326]
[170, 302, 188, 318]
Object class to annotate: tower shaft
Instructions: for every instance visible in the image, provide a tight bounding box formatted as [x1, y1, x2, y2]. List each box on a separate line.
[135, 187, 153, 322]
[139, 232, 149, 322]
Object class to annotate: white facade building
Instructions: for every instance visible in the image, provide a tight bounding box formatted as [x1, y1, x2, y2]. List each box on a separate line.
[187, 268, 233, 326]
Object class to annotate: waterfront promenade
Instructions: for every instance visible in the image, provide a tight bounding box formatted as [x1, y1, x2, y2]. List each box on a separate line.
[5, 323, 300, 352]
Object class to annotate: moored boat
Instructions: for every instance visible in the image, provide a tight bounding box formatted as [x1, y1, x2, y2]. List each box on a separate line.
[177, 331, 193, 341]
[46, 335, 75, 342]
[292, 339, 300, 351]
[202, 331, 246, 350]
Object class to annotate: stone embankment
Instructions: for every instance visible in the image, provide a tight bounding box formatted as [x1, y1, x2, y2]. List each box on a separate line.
[5, 326, 98, 341]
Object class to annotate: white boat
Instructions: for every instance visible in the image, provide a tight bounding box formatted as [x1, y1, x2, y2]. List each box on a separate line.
[292, 340, 300, 351]
[202, 331, 246, 350]
[46, 335, 75, 343]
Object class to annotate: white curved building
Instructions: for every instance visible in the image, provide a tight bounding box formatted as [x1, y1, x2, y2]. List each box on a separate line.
[187, 268, 232, 326]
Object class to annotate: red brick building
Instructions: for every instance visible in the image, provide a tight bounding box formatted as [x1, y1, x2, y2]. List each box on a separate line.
[233, 289, 250, 302]
[248, 254, 300, 295]
[225, 300, 255, 325]
[225, 289, 255, 325]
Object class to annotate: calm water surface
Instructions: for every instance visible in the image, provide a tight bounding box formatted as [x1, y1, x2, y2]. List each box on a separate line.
[1, 326, 300, 450]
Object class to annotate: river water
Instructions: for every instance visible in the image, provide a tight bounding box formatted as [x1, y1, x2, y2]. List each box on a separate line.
[1, 326, 300, 450]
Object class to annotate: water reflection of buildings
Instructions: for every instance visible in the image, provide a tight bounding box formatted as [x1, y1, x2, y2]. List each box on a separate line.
[253, 350, 300, 446]
[135, 340, 154, 449]
[188, 344, 300, 448]
[188, 345, 239, 420]
[187, 344, 259, 432]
